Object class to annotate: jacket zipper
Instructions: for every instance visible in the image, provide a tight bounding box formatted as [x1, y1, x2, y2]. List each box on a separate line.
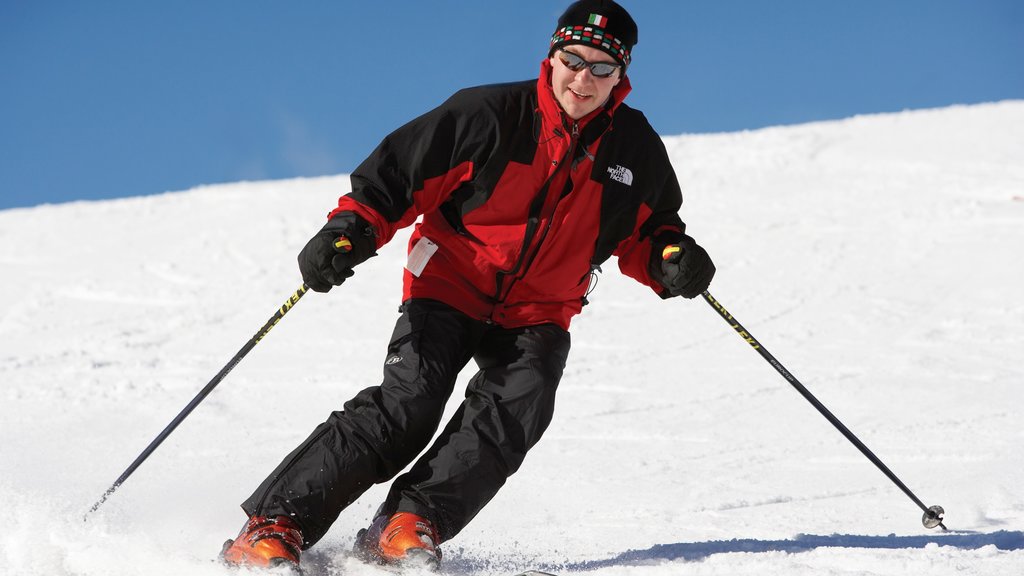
[492, 120, 580, 303]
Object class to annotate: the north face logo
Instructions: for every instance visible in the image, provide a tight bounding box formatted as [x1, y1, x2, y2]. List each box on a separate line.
[607, 165, 633, 186]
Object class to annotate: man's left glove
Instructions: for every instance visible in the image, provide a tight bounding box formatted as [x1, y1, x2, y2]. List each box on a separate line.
[298, 212, 377, 293]
[654, 235, 716, 299]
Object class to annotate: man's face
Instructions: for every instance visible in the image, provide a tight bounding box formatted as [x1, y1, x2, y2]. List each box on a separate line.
[549, 44, 622, 121]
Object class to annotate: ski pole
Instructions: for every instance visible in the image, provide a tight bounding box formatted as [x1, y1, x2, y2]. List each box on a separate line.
[85, 283, 310, 519]
[701, 290, 947, 530]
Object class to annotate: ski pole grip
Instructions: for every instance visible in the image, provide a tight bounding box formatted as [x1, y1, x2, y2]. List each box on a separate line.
[334, 236, 353, 252]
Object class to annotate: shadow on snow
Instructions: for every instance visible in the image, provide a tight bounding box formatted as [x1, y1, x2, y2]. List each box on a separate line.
[556, 530, 1024, 570]
[304, 531, 1023, 574]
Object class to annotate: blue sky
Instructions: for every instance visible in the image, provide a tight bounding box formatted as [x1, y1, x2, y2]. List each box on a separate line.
[2, 1, 1022, 210]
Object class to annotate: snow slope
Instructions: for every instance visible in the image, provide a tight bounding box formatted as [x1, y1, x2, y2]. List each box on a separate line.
[1, 101, 1022, 575]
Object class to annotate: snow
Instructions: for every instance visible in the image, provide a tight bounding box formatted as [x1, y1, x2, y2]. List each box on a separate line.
[2, 101, 1023, 575]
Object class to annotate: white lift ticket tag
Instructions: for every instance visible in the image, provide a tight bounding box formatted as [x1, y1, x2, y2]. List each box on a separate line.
[405, 237, 438, 277]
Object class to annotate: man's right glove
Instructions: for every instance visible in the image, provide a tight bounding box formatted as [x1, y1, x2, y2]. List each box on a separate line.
[655, 235, 716, 299]
[298, 212, 376, 293]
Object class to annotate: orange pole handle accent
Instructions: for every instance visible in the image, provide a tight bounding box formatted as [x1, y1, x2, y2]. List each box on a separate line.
[662, 245, 681, 261]
[334, 236, 353, 252]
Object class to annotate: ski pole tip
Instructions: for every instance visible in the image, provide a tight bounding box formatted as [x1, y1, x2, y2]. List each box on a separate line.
[923, 505, 946, 530]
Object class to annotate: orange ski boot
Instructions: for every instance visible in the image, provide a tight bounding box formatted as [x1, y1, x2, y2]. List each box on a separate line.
[220, 515, 303, 570]
[355, 512, 441, 570]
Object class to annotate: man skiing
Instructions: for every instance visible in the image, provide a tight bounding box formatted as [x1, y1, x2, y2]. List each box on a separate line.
[221, 0, 715, 570]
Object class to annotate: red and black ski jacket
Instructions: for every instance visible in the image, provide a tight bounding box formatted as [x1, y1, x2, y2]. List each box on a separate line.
[329, 60, 686, 330]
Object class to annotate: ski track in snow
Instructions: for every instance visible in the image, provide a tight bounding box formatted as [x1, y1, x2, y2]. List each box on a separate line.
[2, 102, 1023, 575]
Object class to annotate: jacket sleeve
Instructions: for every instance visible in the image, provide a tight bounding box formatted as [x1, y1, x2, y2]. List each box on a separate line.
[328, 89, 494, 249]
[614, 153, 687, 298]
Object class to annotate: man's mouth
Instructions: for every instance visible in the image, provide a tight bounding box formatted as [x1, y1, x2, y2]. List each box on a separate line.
[569, 87, 592, 100]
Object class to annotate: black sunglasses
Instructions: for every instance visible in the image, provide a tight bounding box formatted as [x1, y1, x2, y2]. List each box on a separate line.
[556, 49, 621, 78]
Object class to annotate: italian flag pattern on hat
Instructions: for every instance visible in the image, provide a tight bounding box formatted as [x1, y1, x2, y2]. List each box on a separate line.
[550, 24, 630, 65]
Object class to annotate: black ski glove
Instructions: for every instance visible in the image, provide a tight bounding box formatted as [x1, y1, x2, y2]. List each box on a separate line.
[654, 235, 715, 299]
[298, 212, 376, 293]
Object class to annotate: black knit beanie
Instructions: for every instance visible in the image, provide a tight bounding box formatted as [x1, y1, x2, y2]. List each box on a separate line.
[549, 0, 638, 68]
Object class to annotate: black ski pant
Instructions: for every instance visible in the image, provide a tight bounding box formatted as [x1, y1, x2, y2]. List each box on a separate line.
[241, 298, 570, 547]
